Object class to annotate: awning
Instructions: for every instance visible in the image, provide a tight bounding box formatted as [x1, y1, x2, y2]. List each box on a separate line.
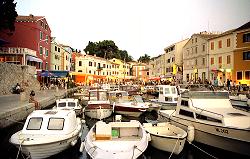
[50, 71, 69, 78]
[27, 55, 43, 62]
[38, 71, 55, 77]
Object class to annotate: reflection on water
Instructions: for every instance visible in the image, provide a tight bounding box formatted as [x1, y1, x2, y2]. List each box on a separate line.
[0, 108, 249, 159]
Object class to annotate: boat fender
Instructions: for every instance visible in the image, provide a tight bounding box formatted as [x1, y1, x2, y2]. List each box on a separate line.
[79, 141, 85, 152]
[147, 133, 151, 141]
[187, 125, 195, 143]
[81, 119, 86, 124]
[79, 132, 82, 137]
[71, 139, 78, 146]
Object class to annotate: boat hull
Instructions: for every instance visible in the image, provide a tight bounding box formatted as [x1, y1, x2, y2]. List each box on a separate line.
[114, 105, 145, 117]
[10, 132, 80, 159]
[85, 108, 113, 119]
[150, 134, 186, 155]
[160, 114, 250, 156]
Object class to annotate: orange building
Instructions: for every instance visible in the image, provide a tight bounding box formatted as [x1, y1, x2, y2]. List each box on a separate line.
[233, 21, 250, 86]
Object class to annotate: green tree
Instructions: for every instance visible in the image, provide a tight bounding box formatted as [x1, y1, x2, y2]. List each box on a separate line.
[138, 54, 151, 63]
[0, 0, 18, 33]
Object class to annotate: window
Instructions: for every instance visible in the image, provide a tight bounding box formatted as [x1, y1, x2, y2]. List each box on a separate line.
[45, 24, 47, 30]
[227, 38, 231, 47]
[172, 57, 175, 62]
[46, 49, 48, 56]
[192, 39, 194, 44]
[79, 61, 82, 66]
[26, 117, 43, 130]
[94, 62, 96, 67]
[89, 61, 92, 66]
[195, 38, 197, 43]
[218, 40, 222, 48]
[211, 57, 214, 65]
[40, 46, 43, 55]
[46, 35, 48, 43]
[54, 65, 56, 70]
[195, 59, 197, 65]
[55, 46, 57, 51]
[58, 48, 60, 52]
[40, 31, 43, 40]
[181, 100, 189, 106]
[245, 71, 250, 80]
[243, 51, 250, 60]
[78, 70, 82, 72]
[196, 114, 222, 123]
[237, 71, 243, 80]
[40, 21, 44, 27]
[218, 56, 222, 64]
[58, 66, 59, 70]
[103, 64, 106, 68]
[195, 47, 197, 53]
[227, 55, 231, 64]
[202, 58, 205, 65]
[179, 109, 194, 118]
[47, 118, 64, 130]
[45, 62, 48, 70]
[68, 102, 76, 107]
[202, 44, 205, 51]
[211, 42, 214, 50]
[187, 49, 189, 56]
[243, 33, 250, 42]
[89, 70, 91, 74]
[66, 55, 68, 60]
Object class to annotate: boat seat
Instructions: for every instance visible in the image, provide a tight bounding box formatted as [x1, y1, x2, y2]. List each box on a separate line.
[95, 122, 112, 140]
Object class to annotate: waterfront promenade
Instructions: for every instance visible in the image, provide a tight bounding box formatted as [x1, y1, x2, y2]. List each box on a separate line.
[0, 87, 78, 128]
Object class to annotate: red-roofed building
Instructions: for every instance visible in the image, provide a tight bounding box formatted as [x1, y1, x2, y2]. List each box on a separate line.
[0, 14, 51, 71]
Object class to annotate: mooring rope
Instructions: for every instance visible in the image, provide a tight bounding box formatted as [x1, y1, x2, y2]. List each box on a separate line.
[131, 145, 143, 159]
[16, 139, 25, 159]
[168, 137, 179, 159]
[188, 141, 218, 159]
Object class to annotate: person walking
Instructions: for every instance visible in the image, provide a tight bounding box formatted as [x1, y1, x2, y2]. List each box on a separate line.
[227, 79, 231, 91]
[29, 90, 40, 110]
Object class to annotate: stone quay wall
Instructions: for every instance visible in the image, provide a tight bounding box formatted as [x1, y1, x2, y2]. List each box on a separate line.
[0, 63, 40, 96]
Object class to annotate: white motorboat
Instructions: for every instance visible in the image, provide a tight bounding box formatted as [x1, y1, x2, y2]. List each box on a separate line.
[133, 95, 161, 112]
[84, 89, 113, 120]
[10, 110, 83, 159]
[84, 120, 149, 159]
[159, 85, 250, 156]
[54, 98, 83, 116]
[113, 96, 149, 117]
[229, 94, 250, 111]
[150, 85, 178, 109]
[143, 122, 187, 155]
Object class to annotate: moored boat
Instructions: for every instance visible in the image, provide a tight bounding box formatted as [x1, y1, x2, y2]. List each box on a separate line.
[54, 98, 83, 116]
[113, 96, 149, 117]
[84, 120, 149, 159]
[9, 110, 82, 159]
[143, 122, 187, 155]
[84, 89, 113, 120]
[150, 85, 178, 109]
[159, 85, 250, 156]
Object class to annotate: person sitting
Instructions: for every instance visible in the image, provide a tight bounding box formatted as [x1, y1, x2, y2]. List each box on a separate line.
[29, 90, 40, 110]
[13, 83, 21, 94]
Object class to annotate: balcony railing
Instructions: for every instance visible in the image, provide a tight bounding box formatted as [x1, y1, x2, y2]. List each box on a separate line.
[0, 47, 36, 56]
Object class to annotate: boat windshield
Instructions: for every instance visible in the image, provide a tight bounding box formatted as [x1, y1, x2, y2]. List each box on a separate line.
[133, 95, 144, 103]
[58, 102, 66, 107]
[68, 102, 76, 107]
[48, 118, 65, 130]
[90, 91, 108, 101]
[26, 117, 43, 130]
[182, 91, 229, 99]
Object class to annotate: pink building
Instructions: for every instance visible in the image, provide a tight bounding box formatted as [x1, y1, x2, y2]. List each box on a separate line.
[0, 14, 51, 70]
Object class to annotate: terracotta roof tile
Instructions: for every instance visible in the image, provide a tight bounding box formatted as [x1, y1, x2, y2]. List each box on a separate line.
[16, 15, 44, 22]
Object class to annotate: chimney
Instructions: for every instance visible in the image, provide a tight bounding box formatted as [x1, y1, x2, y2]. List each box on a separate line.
[29, 14, 34, 18]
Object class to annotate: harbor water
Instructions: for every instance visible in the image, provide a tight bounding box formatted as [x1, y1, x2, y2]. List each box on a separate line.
[0, 96, 249, 159]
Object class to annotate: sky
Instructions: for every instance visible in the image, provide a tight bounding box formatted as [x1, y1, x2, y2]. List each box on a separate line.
[15, 0, 250, 60]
